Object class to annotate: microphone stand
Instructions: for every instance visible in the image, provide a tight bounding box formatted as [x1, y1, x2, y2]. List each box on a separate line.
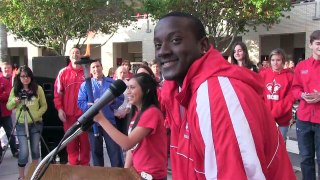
[30, 121, 93, 180]
[21, 98, 32, 162]
[17, 97, 50, 162]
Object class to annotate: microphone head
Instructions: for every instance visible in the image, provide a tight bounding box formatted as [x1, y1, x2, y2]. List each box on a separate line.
[109, 79, 127, 97]
[75, 57, 98, 65]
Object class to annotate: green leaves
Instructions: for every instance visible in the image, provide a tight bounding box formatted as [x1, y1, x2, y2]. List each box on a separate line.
[0, 0, 292, 55]
[0, 0, 135, 55]
[141, 0, 291, 54]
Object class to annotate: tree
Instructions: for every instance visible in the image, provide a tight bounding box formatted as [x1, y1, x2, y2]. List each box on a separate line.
[141, 0, 291, 54]
[0, 23, 8, 63]
[0, 0, 136, 55]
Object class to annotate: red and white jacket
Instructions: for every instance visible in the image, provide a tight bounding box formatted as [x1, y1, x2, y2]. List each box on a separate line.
[260, 68, 294, 126]
[161, 47, 295, 179]
[54, 63, 85, 117]
[0, 76, 13, 117]
[292, 57, 320, 123]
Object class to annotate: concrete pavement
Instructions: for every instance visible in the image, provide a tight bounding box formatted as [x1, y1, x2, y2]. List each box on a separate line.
[0, 150, 20, 180]
[0, 125, 306, 180]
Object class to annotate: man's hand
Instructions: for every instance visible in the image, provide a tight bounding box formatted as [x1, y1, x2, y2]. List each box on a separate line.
[87, 98, 99, 106]
[302, 90, 320, 103]
[58, 109, 66, 122]
[87, 31, 96, 42]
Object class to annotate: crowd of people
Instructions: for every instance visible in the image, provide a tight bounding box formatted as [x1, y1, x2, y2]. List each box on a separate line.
[0, 12, 319, 180]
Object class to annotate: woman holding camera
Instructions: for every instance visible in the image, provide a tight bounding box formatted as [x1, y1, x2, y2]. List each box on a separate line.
[6, 65, 47, 180]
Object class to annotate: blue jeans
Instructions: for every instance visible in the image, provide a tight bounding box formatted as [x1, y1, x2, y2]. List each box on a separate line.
[296, 119, 320, 180]
[279, 126, 289, 142]
[0, 116, 18, 155]
[88, 125, 124, 167]
[16, 122, 43, 166]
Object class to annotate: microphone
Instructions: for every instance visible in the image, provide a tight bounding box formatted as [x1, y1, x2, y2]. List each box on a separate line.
[64, 79, 127, 137]
[78, 79, 127, 125]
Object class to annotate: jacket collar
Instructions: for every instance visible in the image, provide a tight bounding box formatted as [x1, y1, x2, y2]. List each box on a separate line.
[67, 63, 83, 73]
[169, 46, 264, 108]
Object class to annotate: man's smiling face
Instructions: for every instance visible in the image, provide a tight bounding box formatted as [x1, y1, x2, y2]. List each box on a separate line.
[154, 16, 205, 85]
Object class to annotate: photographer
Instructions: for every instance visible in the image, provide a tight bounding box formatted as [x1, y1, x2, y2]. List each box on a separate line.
[6, 66, 47, 180]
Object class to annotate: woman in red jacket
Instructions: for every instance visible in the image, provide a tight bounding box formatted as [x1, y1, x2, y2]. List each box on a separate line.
[260, 48, 295, 142]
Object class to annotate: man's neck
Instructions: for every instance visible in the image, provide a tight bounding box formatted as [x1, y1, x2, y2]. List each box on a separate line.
[3, 75, 11, 79]
[272, 68, 282, 72]
[71, 63, 81, 69]
[313, 54, 320, 60]
[94, 75, 103, 81]
[176, 78, 183, 88]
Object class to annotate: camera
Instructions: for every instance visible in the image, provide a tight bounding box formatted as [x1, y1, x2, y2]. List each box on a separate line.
[18, 90, 32, 100]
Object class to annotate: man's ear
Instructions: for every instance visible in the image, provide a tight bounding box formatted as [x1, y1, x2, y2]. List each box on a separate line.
[199, 37, 210, 53]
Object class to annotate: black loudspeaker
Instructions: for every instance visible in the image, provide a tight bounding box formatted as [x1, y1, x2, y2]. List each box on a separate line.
[32, 56, 69, 163]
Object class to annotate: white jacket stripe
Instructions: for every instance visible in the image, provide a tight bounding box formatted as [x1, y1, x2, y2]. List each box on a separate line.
[218, 76, 266, 180]
[56, 70, 63, 94]
[196, 80, 217, 179]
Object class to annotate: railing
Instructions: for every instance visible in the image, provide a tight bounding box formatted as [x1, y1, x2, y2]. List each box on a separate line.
[291, 0, 315, 4]
[291, 0, 319, 20]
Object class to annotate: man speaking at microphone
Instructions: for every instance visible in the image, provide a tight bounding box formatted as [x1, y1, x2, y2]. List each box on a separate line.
[78, 60, 124, 167]
[54, 47, 90, 166]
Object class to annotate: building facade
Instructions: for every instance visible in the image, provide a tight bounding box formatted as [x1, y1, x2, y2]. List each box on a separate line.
[243, 0, 320, 64]
[6, 0, 320, 72]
